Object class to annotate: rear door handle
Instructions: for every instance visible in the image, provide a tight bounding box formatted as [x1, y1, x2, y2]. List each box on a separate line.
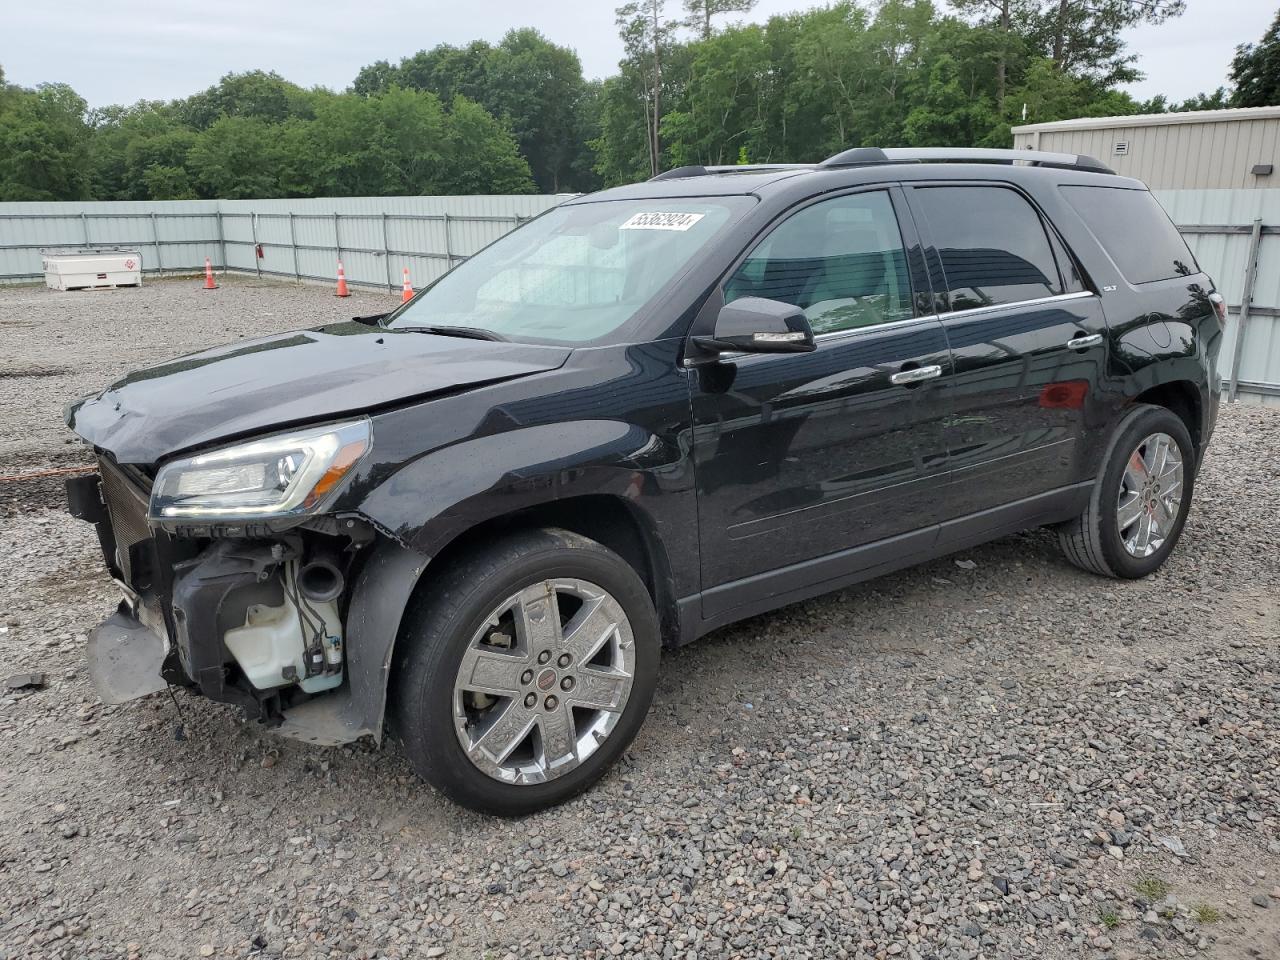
[1066, 333, 1103, 349]
[889, 364, 943, 386]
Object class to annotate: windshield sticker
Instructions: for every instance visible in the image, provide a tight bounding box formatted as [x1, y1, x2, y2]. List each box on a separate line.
[619, 212, 706, 231]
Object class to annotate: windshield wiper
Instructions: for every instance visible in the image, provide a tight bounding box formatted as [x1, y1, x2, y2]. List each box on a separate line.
[395, 325, 507, 342]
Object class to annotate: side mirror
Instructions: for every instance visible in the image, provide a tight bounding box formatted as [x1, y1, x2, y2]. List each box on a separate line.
[693, 297, 816, 356]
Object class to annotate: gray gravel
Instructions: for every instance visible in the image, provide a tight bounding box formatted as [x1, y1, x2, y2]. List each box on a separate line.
[1, 277, 1278, 960]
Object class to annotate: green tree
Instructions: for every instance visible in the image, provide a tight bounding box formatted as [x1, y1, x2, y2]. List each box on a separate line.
[902, 52, 999, 146]
[592, 70, 656, 185]
[570, 80, 605, 192]
[350, 59, 398, 98]
[1031, 0, 1185, 84]
[948, 0, 1034, 108]
[393, 41, 494, 103]
[179, 70, 317, 129]
[88, 100, 182, 199]
[785, 2, 874, 153]
[442, 95, 536, 194]
[1005, 57, 1140, 130]
[186, 115, 282, 198]
[485, 30, 591, 192]
[141, 165, 196, 200]
[302, 88, 448, 196]
[1179, 88, 1231, 111]
[1231, 9, 1280, 107]
[291, 88, 533, 197]
[683, 0, 757, 40]
[616, 0, 679, 176]
[350, 32, 591, 192]
[124, 128, 197, 199]
[0, 81, 92, 201]
[662, 25, 772, 166]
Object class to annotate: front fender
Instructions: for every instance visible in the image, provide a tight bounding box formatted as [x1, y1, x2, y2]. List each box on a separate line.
[356, 419, 685, 558]
[326, 419, 689, 743]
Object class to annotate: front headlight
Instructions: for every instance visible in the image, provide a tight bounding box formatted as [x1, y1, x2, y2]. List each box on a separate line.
[150, 419, 371, 523]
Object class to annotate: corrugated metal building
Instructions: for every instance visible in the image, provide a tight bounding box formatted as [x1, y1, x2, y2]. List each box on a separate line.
[1012, 107, 1280, 190]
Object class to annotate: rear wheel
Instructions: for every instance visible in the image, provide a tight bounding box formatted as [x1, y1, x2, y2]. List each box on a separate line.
[1058, 404, 1196, 579]
[392, 528, 659, 815]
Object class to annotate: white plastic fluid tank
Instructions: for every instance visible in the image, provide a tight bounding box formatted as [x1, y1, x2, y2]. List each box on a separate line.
[223, 588, 343, 694]
[42, 250, 143, 291]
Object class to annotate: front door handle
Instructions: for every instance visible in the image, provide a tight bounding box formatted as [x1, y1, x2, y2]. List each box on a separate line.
[1067, 333, 1103, 349]
[889, 364, 943, 386]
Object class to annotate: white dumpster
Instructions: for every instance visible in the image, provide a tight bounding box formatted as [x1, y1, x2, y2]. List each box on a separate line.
[42, 250, 143, 291]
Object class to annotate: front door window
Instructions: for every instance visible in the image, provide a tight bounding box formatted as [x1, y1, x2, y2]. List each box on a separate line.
[724, 191, 915, 335]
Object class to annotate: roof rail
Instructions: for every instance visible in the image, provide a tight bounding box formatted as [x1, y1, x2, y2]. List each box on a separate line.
[649, 163, 812, 181]
[649, 148, 1115, 182]
[819, 147, 890, 167]
[818, 146, 1114, 174]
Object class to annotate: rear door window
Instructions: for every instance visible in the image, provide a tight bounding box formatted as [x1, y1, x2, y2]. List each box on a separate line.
[1061, 186, 1197, 284]
[912, 186, 1064, 312]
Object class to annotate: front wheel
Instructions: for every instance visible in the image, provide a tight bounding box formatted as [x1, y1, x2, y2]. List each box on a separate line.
[1058, 403, 1196, 579]
[392, 528, 659, 815]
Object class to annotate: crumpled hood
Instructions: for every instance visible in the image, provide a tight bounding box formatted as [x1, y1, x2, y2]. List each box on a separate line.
[67, 321, 572, 464]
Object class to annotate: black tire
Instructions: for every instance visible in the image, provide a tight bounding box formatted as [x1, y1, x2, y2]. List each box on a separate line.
[1057, 403, 1196, 579]
[391, 527, 659, 816]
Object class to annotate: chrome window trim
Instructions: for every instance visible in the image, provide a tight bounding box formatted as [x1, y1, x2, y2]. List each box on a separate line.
[681, 291, 1098, 365]
[684, 313, 938, 365]
[936, 290, 1095, 322]
[811, 312, 938, 343]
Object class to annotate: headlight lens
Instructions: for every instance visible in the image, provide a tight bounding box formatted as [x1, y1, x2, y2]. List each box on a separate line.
[150, 419, 371, 523]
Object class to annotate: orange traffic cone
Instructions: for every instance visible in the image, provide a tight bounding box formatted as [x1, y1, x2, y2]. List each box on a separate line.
[401, 267, 414, 303]
[203, 257, 217, 290]
[335, 259, 351, 298]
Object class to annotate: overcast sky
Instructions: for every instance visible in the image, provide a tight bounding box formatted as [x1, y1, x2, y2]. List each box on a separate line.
[3, 0, 1272, 111]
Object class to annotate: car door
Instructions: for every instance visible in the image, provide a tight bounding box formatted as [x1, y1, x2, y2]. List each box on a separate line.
[904, 182, 1110, 532]
[688, 187, 953, 618]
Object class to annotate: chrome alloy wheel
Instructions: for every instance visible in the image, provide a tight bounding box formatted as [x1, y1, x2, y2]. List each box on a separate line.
[1117, 431, 1185, 558]
[452, 578, 636, 785]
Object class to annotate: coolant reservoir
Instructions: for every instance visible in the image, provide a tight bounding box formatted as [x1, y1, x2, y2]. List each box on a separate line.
[224, 566, 343, 693]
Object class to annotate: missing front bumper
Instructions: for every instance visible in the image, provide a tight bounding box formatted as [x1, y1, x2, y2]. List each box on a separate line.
[86, 607, 169, 704]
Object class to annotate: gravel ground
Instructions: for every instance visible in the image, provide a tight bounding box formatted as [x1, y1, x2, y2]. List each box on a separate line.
[1, 276, 1278, 960]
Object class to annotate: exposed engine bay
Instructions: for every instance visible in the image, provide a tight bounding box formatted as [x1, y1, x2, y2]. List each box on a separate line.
[67, 457, 383, 738]
[169, 539, 351, 715]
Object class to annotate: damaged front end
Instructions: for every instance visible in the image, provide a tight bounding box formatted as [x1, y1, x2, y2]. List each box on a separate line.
[170, 538, 351, 720]
[66, 417, 402, 745]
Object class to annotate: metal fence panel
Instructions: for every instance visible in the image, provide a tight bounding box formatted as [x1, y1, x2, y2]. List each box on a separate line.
[0, 199, 219, 281]
[1156, 189, 1280, 405]
[0, 194, 566, 290]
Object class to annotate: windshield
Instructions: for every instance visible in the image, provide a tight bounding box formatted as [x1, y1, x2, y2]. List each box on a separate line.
[386, 197, 753, 344]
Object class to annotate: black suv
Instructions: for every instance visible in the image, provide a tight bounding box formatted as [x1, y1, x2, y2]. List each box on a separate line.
[67, 147, 1224, 814]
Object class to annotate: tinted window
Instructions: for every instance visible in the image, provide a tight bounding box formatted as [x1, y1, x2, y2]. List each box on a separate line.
[914, 186, 1063, 311]
[724, 191, 914, 335]
[1048, 228, 1088, 295]
[387, 197, 751, 345]
[1062, 186, 1197, 284]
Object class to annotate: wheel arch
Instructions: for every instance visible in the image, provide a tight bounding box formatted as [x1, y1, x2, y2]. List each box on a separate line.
[343, 492, 681, 743]
[1132, 379, 1204, 457]
[411, 493, 681, 648]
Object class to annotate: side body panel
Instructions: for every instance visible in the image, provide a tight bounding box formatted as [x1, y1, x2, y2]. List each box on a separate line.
[689, 317, 952, 607]
[901, 180, 1114, 522]
[1033, 180, 1224, 455]
[342, 339, 700, 598]
[686, 185, 954, 622]
[934, 293, 1111, 521]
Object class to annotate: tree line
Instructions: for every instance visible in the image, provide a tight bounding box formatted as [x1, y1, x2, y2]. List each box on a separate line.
[1, 1, 1277, 202]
